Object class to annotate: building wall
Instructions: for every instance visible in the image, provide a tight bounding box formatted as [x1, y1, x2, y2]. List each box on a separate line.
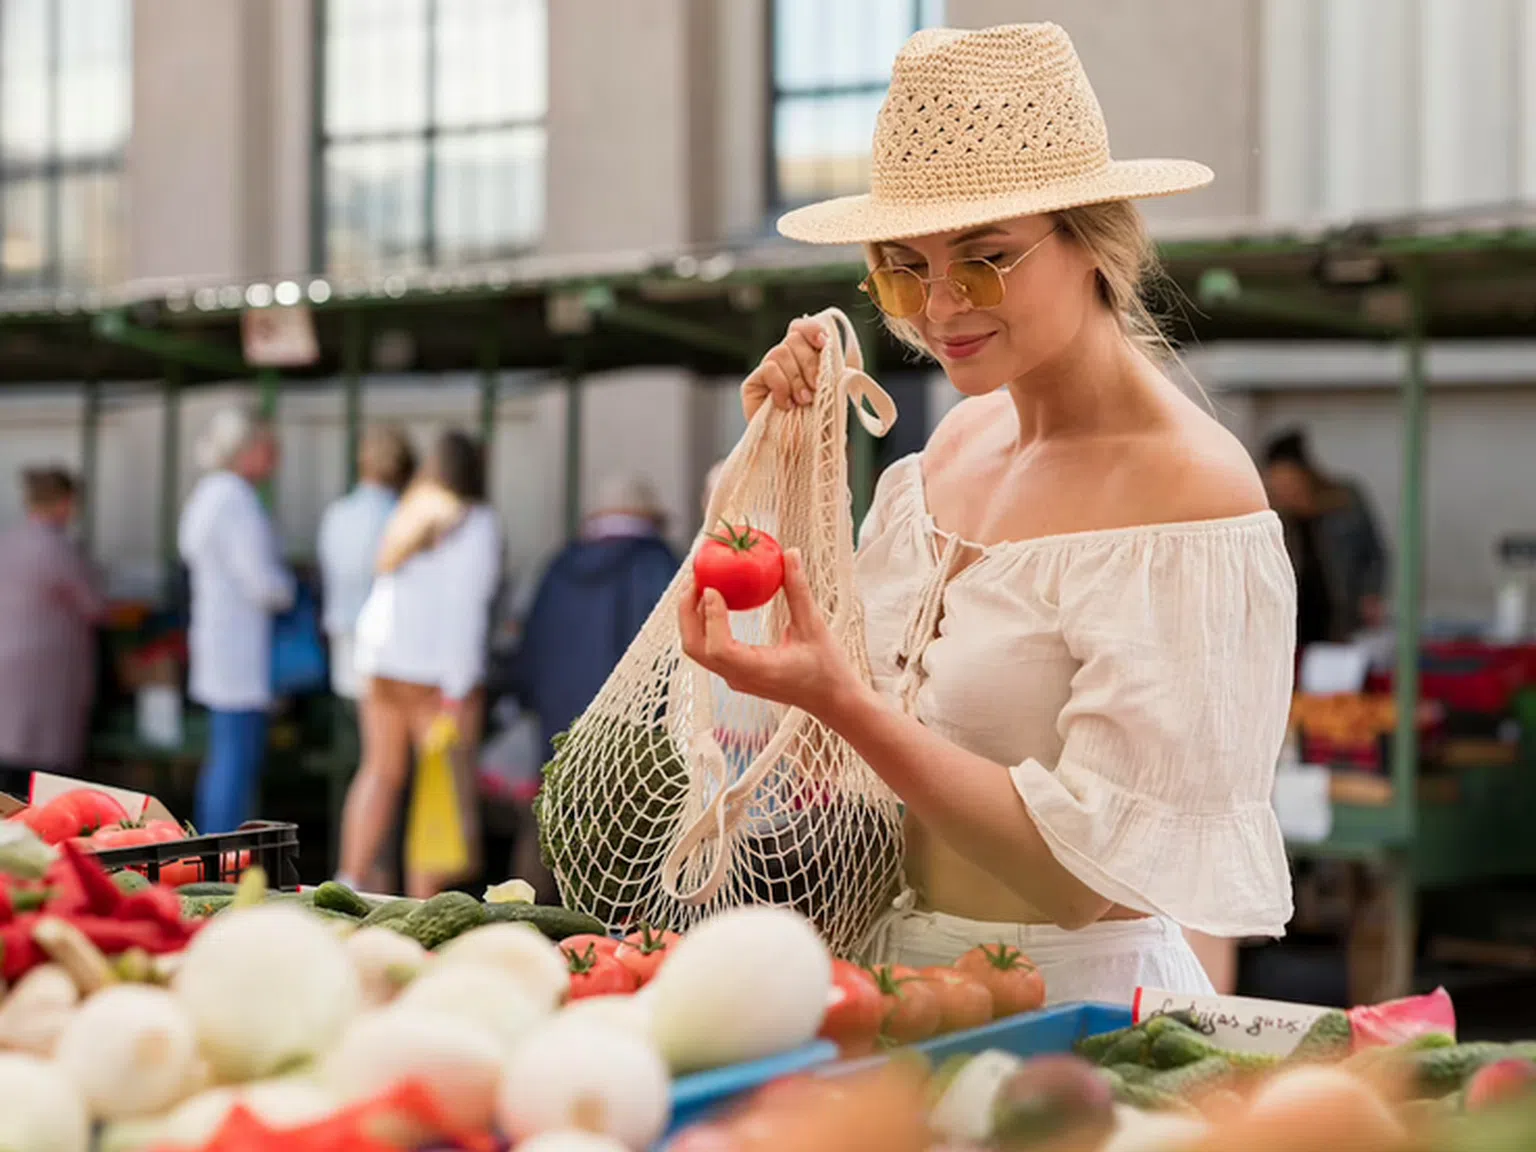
[7, 0, 1536, 622]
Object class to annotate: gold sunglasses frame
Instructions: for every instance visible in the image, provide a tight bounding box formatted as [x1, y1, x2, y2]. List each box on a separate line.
[859, 225, 1062, 319]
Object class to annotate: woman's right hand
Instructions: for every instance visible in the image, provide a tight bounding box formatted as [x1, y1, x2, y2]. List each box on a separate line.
[741, 318, 829, 422]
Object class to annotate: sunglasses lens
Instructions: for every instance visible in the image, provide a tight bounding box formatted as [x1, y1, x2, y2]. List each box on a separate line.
[950, 260, 1007, 308]
[866, 268, 925, 318]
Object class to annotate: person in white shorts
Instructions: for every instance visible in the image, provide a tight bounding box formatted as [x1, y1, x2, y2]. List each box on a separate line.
[679, 23, 1295, 1006]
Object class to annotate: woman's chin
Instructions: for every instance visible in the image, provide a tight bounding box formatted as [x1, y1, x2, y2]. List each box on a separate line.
[941, 363, 1009, 399]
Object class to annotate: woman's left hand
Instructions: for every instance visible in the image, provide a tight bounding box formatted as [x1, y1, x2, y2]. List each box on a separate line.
[679, 549, 858, 719]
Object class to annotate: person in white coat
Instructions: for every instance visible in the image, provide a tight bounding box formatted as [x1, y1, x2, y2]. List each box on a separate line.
[342, 430, 502, 898]
[178, 407, 294, 834]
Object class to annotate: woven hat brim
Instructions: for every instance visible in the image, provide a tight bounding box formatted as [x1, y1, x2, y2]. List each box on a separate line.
[776, 158, 1214, 246]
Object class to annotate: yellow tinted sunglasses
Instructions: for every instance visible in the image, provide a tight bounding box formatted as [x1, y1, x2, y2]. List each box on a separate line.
[859, 226, 1060, 319]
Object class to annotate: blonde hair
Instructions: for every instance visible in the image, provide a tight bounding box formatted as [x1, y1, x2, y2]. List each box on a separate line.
[864, 200, 1176, 364]
[195, 406, 268, 473]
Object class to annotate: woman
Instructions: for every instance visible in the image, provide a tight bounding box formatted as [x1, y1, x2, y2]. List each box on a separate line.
[680, 23, 1295, 1003]
[342, 431, 502, 898]
[0, 468, 105, 777]
[179, 409, 294, 834]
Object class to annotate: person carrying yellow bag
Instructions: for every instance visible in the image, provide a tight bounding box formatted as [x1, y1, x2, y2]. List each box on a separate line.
[339, 430, 502, 899]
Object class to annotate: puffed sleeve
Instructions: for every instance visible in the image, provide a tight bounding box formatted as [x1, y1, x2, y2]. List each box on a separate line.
[1009, 515, 1297, 938]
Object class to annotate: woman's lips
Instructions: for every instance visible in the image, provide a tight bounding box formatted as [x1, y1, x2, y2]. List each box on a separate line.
[935, 333, 993, 360]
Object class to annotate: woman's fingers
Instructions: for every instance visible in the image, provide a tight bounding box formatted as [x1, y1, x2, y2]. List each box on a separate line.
[780, 549, 822, 637]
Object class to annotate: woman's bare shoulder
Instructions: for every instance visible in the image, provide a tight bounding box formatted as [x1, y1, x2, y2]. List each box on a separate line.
[923, 393, 1012, 467]
[1130, 412, 1271, 524]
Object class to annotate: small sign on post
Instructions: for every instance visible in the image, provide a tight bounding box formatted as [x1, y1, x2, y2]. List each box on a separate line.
[242, 305, 319, 368]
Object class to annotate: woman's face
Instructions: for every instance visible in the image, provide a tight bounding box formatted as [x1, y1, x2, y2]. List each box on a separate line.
[873, 214, 1099, 397]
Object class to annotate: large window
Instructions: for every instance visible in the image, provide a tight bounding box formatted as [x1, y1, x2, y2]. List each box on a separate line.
[770, 0, 943, 208]
[0, 0, 131, 292]
[317, 0, 546, 275]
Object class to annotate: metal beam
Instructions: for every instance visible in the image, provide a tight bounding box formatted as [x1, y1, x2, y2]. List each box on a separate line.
[92, 311, 249, 376]
[479, 311, 502, 478]
[1194, 270, 1402, 340]
[586, 291, 755, 362]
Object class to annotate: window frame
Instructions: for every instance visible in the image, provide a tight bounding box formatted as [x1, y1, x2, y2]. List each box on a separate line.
[764, 0, 939, 213]
[0, 0, 130, 293]
[311, 0, 547, 275]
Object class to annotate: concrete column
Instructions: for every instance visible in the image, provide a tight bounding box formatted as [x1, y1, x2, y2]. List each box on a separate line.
[1320, 0, 1419, 219]
[1517, 0, 1536, 198]
[543, 0, 696, 254]
[1259, 0, 1325, 222]
[127, 0, 307, 283]
[1420, 0, 1520, 210]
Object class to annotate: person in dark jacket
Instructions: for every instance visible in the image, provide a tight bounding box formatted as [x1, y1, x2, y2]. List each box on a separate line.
[1262, 428, 1389, 646]
[512, 475, 681, 764]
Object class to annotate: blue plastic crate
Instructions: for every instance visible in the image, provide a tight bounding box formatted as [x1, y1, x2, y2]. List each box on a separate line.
[665, 1039, 841, 1136]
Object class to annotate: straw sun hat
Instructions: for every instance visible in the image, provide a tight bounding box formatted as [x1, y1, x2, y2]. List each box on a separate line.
[776, 23, 1213, 246]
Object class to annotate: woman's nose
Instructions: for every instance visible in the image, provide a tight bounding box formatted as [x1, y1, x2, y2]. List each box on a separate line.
[924, 274, 973, 324]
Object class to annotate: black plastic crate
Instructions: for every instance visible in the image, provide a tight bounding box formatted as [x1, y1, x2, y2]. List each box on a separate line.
[86, 820, 301, 889]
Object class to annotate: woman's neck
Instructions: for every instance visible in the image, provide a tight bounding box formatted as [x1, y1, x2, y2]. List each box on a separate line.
[1003, 311, 1161, 445]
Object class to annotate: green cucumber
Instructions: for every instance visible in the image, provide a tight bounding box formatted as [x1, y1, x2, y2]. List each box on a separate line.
[312, 881, 371, 918]
[175, 881, 238, 898]
[360, 898, 420, 927]
[479, 902, 607, 940]
[398, 891, 485, 949]
[112, 871, 151, 895]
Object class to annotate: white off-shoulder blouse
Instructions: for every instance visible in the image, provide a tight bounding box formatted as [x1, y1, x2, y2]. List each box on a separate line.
[854, 454, 1296, 938]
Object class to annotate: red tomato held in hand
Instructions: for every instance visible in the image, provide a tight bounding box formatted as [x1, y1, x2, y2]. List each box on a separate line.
[918, 966, 994, 1034]
[614, 923, 680, 986]
[954, 944, 1046, 1018]
[870, 964, 941, 1046]
[819, 960, 886, 1057]
[564, 942, 640, 999]
[692, 522, 784, 612]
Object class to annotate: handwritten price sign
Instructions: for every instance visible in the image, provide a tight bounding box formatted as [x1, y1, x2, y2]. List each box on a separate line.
[1134, 989, 1333, 1057]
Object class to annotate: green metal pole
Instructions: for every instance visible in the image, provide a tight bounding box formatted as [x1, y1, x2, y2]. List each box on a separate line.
[478, 314, 501, 479]
[80, 374, 100, 556]
[563, 347, 584, 540]
[257, 369, 280, 511]
[342, 310, 365, 488]
[1391, 261, 1428, 844]
[160, 363, 182, 602]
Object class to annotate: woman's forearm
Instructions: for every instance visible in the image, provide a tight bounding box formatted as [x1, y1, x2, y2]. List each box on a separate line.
[820, 679, 1112, 930]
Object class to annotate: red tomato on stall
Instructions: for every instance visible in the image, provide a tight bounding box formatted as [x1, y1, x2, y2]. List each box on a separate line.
[613, 923, 681, 986]
[564, 942, 640, 999]
[559, 933, 620, 960]
[818, 960, 886, 1057]
[692, 523, 784, 612]
[919, 966, 994, 1033]
[954, 944, 1046, 1018]
[869, 964, 941, 1045]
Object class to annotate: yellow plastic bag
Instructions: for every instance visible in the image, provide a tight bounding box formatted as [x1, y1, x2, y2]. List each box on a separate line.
[405, 713, 469, 877]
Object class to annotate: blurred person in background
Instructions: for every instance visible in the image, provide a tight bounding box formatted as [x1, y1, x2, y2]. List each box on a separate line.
[318, 425, 416, 703]
[503, 475, 679, 899]
[510, 473, 680, 767]
[1262, 427, 1389, 647]
[342, 430, 502, 898]
[178, 408, 295, 834]
[0, 467, 105, 776]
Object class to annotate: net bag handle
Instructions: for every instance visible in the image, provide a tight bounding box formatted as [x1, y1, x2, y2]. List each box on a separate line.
[660, 307, 895, 906]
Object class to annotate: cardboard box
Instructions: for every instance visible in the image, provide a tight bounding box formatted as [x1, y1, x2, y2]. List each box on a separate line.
[0, 769, 177, 824]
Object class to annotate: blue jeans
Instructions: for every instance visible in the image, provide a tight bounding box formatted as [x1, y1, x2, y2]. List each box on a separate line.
[196, 710, 268, 835]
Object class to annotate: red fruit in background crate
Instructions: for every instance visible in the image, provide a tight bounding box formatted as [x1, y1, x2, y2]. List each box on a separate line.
[693, 522, 784, 612]
[954, 944, 1045, 1019]
[1466, 1059, 1536, 1110]
[614, 923, 680, 986]
[564, 941, 639, 999]
[12, 789, 130, 845]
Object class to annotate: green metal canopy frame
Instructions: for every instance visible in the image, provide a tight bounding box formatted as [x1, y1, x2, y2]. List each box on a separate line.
[4, 205, 1536, 996]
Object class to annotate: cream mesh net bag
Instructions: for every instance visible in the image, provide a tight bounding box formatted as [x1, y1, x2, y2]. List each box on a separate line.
[534, 308, 905, 956]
